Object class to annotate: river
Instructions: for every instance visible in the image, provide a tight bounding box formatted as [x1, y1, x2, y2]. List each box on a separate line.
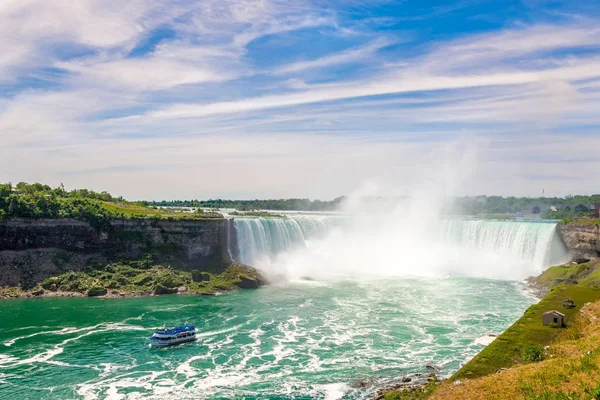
[0, 216, 566, 399]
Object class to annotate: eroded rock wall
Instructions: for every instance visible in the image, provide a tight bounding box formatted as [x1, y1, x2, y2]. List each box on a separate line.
[556, 223, 600, 259]
[0, 218, 236, 288]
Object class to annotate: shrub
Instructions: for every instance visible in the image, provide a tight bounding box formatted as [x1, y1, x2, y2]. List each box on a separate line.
[132, 273, 153, 285]
[522, 343, 545, 363]
[87, 286, 107, 297]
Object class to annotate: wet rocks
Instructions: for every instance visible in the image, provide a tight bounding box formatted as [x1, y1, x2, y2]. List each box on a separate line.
[153, 284, 177, 295]
[574, 257, 591, 264]
[351, 378, 375, 389]
[192, 270, 212, 282]
[371, 372, 444, 399]
[425, 363, 441, 371]
[87, 286, 107, 297]
[237, 275, 260, 289]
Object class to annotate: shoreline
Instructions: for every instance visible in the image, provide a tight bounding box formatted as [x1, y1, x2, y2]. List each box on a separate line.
[0, 287, 231, 300]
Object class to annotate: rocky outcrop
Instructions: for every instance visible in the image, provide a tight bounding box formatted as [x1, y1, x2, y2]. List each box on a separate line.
[557, 223, 600, 259]
[0, 218, 237, 288]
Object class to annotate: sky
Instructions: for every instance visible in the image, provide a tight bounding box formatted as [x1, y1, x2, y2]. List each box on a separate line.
[1, 0, 599, 200]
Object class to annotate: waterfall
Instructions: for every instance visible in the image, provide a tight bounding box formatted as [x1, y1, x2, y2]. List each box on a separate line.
[441, 219, 567, 272]
[231, 215, 568, 279]
[231, 216, 340, 266]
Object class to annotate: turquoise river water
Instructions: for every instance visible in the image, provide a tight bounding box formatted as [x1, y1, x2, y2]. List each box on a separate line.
[1, 278, 535, 399]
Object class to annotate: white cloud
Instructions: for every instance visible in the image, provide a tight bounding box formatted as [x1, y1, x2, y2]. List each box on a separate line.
[273, 37, 395, 74]
[1, 1, 600, 197]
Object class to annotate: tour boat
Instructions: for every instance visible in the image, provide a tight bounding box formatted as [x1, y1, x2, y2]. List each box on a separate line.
[149, 325, 196, 348]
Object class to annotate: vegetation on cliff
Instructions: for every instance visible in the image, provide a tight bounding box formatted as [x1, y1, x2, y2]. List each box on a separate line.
[559, 218, 600, 226]
[0, 182, 223, 227]
[0, 261, 264, 298]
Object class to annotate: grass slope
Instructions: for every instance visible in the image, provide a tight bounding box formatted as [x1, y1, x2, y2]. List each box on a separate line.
[451, 284, 600, 381]
[534, 261, 600, 289]
[431, 300, 600, 400]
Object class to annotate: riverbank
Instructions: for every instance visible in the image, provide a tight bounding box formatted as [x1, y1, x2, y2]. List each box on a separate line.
[0, 262, 265, 299]
[379, 258, 600, 400]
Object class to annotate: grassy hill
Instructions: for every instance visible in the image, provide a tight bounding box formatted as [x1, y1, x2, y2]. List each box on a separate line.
[382, 260, 600, 400]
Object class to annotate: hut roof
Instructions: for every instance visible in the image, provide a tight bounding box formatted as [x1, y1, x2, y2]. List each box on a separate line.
[543, 310, 565, 317]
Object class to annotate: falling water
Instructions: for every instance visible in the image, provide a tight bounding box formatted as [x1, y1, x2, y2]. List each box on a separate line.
[232, 216, 567, 279]
[232, 216, 341, 266]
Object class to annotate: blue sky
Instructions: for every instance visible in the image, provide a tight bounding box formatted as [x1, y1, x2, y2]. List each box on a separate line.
[1, 0, 599, 200]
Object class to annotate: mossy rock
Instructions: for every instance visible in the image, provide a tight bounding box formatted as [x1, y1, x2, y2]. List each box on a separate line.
[41, 277, 61, 290]
[191, 270, 202, 282]
[237, 275, 260, 289]
[155, 273, 184, 288]
[87, 286, 107, 297]
[153, 284, 177, 295]
[105, 280, 120, 289]
[191, 270, 211, 282]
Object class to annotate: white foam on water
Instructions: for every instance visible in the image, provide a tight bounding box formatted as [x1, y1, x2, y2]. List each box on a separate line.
[4, 325, 96, 347]
[1, 322, 147, 369]
[320, 382, 351, 400]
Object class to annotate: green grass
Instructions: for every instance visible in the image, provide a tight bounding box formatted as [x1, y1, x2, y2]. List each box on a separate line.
[100, 202, 224, 220]
[450, 284, 600, 381]
[382, 381, 438, 400]
[559, 218, 600, 226]
[533, 261, 600, 289]
[229, 210, 286, 218]
[534, 263, 598, 288]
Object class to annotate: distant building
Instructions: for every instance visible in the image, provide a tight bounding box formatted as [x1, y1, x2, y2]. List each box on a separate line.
[537, 204, 551, 213]
[550, 206, 559, 212]
[542, 310, 565, 327]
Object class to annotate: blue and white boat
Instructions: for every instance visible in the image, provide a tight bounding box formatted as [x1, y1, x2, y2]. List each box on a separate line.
[149, 325, 196, 348]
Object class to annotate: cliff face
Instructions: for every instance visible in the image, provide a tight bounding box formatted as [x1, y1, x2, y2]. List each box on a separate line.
[556, 223, 600, 259]
[0, 218, 237, 288]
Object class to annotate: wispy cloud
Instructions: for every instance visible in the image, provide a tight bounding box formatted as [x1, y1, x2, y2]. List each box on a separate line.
[1, 0, 600, 198]
[272, 37, 396, 74]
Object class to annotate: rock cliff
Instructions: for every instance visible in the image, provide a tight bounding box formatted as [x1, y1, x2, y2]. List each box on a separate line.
[556, 222, 600, 259]
[0, 218, 238, 288]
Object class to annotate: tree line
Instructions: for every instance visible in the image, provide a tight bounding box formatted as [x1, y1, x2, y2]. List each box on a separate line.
[0, 182, 128, 228]
[451, 195, 600, 218]
[141, 197, 348, 211]
[2, 182, 598, 221]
